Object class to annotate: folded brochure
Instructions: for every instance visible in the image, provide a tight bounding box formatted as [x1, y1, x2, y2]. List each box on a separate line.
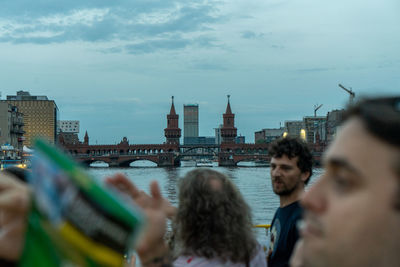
[19, 139, 145, 267]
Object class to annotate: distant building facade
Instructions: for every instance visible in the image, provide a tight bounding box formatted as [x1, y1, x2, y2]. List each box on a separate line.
[183, 104, 199, 144]
[58, 132, 80, 145]
[255, 128, 284, 144]
[284, 120, 304, 138]
[0, 102, 24, 158]
[303, 116, 327, 143]
[235, 135, 245, 144]
[6, 91, 58, 147]
[214, 125, 222, 145]
[58, 120, 80, 133]
[326, 109, 344, 143]
[57, 120, 80, 145]
[184, 136, 216, 145]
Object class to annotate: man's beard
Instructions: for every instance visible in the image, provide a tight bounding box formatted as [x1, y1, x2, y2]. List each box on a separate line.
[273, 178, 300, 196]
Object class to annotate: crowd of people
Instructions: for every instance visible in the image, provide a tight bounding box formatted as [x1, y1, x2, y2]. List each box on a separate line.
[0, 96, 399, 267]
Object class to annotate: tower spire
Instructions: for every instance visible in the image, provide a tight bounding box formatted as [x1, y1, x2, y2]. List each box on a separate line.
[226, 94, 232, 114]
[169, 95, 176, 115]
[221, 95, 237, 143]
[165, 96, 181, 144]
[84, 131, 89, 145]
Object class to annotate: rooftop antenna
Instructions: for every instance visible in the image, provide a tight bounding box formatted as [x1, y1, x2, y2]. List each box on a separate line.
[314, 104, 323, 117]
[338, 83, 355, 104]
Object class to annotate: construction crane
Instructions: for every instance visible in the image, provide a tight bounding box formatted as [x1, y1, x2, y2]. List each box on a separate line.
[314, 104, 323, 117]
[338, 84, 355, 104]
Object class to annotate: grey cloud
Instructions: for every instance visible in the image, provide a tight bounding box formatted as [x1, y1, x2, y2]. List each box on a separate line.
[119, 4, 221, 37]
[193, 35, 220, 48]
[270, 44, 284, 49]
[101, 46, 123, 54]
[241, 31, 256, 39]
[124, 38, 191, 54]
[0, 1, 223, 46]
[0, 1, 171, 18]
[168, 5, 220, 32]
[101, 34, 220, 55]
[295, 67, 336, 73]
[376, 59, 400, 69]
[241, 30, 264, 39]
[190, 61, 228, 71]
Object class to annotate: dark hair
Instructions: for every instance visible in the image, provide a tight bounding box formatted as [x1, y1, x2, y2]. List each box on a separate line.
[343, 96, 400, 209]
[173, 168, 257, 263]
[343, 97, 400, 147]
[269, 137, 313, 184]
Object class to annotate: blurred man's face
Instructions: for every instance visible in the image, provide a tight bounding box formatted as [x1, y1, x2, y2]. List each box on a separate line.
[300, 118, 400, 267]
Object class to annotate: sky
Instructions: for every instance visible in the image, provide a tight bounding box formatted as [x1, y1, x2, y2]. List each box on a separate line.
[1, 0, 399, 144]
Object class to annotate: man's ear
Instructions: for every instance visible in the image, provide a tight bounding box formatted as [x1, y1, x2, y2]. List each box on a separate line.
[300, 171, 310, 183]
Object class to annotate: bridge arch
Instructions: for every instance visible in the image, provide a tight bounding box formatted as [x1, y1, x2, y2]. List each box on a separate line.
[180, 146, 218, 156]
[129, 160, 157, 167]
[89, 160, 110, 167]
[119, 158, 159, 167]
[233, 155, 271, 165]
[81, 158, 112, 167]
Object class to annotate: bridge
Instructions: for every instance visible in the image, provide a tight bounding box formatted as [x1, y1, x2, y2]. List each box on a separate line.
[60, 96, 271, 167]
[63, 142, 270, 167]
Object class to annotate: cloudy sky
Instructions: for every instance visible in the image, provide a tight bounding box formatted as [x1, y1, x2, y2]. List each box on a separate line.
[1, 0, 399, 144]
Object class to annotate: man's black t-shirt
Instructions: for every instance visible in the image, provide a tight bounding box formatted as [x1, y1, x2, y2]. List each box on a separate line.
[268, 201, 302, 267]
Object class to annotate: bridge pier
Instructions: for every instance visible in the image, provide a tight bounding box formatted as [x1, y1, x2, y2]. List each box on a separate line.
[108, 161, 120, 168]
[157, 153, 180, 167]
[118, 161, 131, 167]
[218, 153, 236, 167]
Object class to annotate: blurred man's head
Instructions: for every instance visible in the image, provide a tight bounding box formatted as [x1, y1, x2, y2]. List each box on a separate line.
[300, 97, 400, 267]
[173, 168, 257, 262]
[269, 138, 312, 198]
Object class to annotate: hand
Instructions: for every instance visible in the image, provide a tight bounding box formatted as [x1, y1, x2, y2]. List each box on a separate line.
[0, 171, 31, 261]
[136, 208, 169, 266]
[105, 174, 172, 266]
[105, 174, 176, 219]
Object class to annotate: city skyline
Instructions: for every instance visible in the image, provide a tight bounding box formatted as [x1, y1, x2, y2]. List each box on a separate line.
[1, 0, 399, 144]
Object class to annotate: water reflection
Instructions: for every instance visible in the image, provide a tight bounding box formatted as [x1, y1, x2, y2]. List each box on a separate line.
[163, 167, 179, 206]
[89, 166, 323, 242]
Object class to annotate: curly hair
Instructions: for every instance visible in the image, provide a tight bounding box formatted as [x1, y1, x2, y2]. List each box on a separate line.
[269, 137, 313, 184]
[172, 168, 257, 264]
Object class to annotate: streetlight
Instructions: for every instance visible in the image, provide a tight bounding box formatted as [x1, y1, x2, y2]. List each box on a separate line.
[300, 129, 306, 141]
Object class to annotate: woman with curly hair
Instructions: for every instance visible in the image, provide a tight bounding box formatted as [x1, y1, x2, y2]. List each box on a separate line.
[172, 168, 266, 266]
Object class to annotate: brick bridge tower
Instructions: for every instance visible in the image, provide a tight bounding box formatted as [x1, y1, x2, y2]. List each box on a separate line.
[164, 96, 181, 144]
[221, 95, 237, 143]
[83, 131, 89, 145]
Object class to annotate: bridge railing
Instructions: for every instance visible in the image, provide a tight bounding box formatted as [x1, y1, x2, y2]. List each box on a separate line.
[71, 151, 179, 157]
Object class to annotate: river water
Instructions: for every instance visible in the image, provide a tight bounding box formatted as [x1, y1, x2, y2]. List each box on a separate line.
[89, 161, 323, 244]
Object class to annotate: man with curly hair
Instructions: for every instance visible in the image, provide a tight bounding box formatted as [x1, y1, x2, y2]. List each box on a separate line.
[267, 137, 312, 267]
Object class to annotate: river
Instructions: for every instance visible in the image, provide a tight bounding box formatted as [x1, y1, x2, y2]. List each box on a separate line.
[89, 161, 323, 244]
